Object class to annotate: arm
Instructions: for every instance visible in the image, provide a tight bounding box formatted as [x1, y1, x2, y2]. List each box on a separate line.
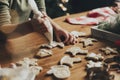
[33, 0, 76, 44]
[0, 1, 47, 39]
[42, 12, 76, 45]
[35, 0, 46, 11]
[35, 0, 46, 12]
[0, 0, 13, 43]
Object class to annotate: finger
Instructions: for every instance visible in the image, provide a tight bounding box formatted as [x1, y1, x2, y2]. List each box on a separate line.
[70, 35, 76, 45]
[41, 11, 47, 16]
[56, 35, 61, 42]
[65, 34, 72, 45]
[68, 34, 75, 45]
[36, 18, 44, 25]
[66, 34, 76, 45]
[69, 33, 77, 44]
[63, 32, 69, 43]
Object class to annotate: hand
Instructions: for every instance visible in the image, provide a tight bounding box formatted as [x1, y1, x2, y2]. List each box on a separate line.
[54, 27, 76, 45]
[31, 18, 49, 33]
[43, 13, 76, 45]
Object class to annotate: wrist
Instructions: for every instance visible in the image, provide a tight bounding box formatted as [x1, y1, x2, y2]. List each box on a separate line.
[30, 18, 44, 26]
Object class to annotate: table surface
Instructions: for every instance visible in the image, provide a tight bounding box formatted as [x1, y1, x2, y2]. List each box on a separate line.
[0, 12, 120, 80]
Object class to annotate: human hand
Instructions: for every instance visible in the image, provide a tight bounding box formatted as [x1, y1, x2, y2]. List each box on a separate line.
[31, 18, 49, 33]
[54, 27, 76, 45]
[43, 13, 76, 45]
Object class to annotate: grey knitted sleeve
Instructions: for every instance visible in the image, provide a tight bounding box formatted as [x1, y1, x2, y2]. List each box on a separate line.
[0, 0, 11, 26]
[35, 0, 46, 12]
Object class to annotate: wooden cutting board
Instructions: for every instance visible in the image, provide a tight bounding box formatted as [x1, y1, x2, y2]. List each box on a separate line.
[0, 12, 119, 80]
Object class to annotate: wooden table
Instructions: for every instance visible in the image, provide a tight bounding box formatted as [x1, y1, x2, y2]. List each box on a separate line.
[0, 12, 119, 80]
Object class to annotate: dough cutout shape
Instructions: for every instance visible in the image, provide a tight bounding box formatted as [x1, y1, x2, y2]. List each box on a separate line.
[47, 65, 70, 79]
[16, 57, 38, 66]
[86, 64, 114, 80]
[99, 46, 118, 55]
[35, 49, 53, 58]
[0, 58, 42, 80]
[86, 60, 103, 69]
[85, 53, 104, 61]
[80, 38, 98, 47]
[65, 46, 88, 56]
[60, 55, 81, 67]
[70, 31, 86, 38]
[40, 41, 64, 49]
[104, 55, 120, 73]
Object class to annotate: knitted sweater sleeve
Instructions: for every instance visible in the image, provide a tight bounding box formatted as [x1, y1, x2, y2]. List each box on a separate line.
[35, 0, 46, 12]
[0, 0, 11, 26]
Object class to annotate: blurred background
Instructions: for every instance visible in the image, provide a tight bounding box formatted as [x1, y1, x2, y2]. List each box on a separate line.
[45, 0, 116, 18]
